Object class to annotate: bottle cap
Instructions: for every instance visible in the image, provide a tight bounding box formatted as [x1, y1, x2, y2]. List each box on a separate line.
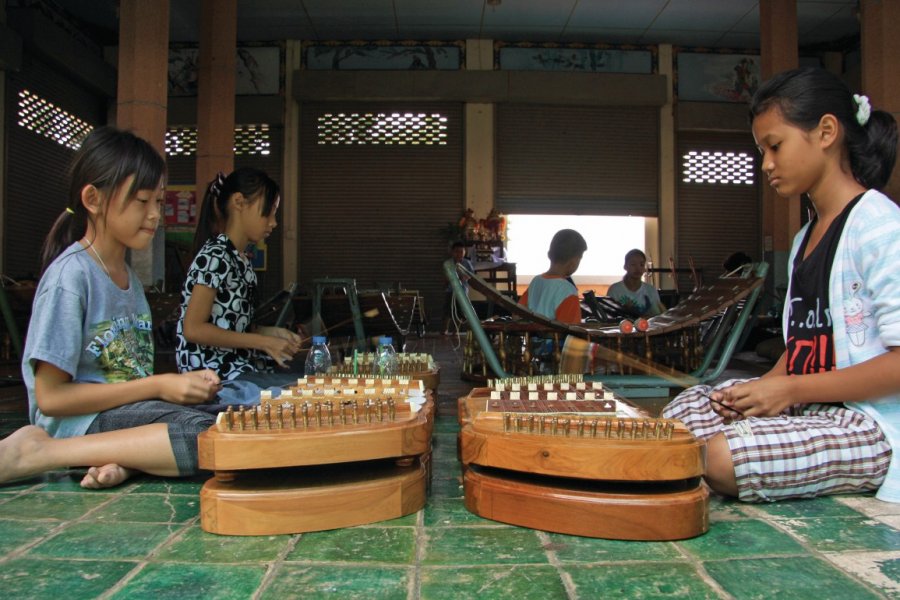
[379, 336, 393, 345]
[312, 336, 327, 344]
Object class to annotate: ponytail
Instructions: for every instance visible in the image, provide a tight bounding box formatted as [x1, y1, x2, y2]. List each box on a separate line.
[850, 109, 898, 190]
[750, 67, 898, 190]
[192, 167, 280, 256]
[193, 171, 227, 257]
[40, 206, 87, 274]
[41, 126, 166, 274]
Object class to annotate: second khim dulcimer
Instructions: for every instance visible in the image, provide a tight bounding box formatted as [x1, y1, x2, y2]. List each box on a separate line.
[458, 374, 708, 541]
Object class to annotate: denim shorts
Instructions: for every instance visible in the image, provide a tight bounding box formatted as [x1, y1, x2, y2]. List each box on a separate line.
[86, 400, 216, 476]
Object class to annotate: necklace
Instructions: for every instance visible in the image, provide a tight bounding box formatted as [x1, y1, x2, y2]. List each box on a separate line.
[81, 239, 149, 376]
[83, 239, 111, 278]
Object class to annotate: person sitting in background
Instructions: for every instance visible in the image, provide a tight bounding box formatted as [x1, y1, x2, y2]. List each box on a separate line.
[519, 229, 587, 324]
[723, 251, 753, 275]
[607, 249, 666, 318]
[442, 240, 475, 334]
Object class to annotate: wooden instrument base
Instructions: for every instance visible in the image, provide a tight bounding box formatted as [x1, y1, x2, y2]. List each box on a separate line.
[201, 460, 426, 536]
[418, 370, 439, 394]
[464, 465, 708, 541]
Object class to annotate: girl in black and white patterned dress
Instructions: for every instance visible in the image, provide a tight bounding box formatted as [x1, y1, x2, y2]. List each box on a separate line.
[177, 168, 302, 402]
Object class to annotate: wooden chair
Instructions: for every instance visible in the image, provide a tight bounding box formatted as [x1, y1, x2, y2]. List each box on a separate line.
[443, 259, 768, 396]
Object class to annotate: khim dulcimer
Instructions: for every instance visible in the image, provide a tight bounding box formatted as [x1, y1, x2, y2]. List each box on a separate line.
[333, 351, 440, 392]
[458, 374, 707, 541]
[199, 374, 435, 535]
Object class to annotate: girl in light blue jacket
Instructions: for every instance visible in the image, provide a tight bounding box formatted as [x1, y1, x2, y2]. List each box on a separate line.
[664, 67, 900, 503]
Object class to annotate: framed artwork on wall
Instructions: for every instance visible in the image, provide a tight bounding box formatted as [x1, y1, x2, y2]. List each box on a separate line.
[304, 41, 462, 70]
[168, 45, 282, 96]
[247, 240, 267, 272]
[497, 43, 653, 73]
[676, 52, 760, 102]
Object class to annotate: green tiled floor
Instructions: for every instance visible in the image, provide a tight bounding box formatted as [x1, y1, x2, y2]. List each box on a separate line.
[2, 415, 899, 599]
[1, 342, 899, 598]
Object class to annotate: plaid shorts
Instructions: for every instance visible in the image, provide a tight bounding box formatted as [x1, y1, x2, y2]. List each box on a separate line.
[662, 378, 892, 502]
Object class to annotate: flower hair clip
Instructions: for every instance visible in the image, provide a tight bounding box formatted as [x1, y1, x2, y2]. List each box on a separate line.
[209, 171, 226, 198]
[853, 94, 871, 126]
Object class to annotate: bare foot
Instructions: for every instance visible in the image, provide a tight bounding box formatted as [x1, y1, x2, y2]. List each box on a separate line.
[81, 464, 135, 489]
[0, 425, 50, 484]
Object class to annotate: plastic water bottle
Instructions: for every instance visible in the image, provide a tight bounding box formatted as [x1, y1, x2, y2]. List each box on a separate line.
[305, 336, 332, 375]
[374, 336, 399, 377]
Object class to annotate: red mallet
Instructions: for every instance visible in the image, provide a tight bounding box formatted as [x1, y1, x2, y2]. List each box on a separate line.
[634, 318, 650, 332]
[619, 319, 634, 334]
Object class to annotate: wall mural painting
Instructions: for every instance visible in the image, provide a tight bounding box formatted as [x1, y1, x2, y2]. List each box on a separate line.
[168, 46, 282, 96]
[168, 48, 199, 95]
[498, 46, 652, 73]
[677, 52, 760, 102]
[305, 43, 462, 70]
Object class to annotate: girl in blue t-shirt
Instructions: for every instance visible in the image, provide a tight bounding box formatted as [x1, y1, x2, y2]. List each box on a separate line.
[0, 127, 220, 489]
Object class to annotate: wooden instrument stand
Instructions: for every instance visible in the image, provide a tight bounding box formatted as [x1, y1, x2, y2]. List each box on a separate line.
[458, 376, 708, 541]
[199, 376, 434, 535]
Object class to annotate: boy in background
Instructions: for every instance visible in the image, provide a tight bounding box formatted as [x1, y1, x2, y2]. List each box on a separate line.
[518, 229, 587, 324]
[607, 248, 666, 317]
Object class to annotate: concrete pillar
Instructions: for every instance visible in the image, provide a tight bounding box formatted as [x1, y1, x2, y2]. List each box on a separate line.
[759, 0, 800, 294]
[283, 40, 301, 284]
[0, 4, 6, 274]
[0, 72, 5, 275]
[464, 39, 494, 219]
[656, 44, 675, 291]
[0, 2, 7, 273]
[860, 0, 900, 200]
[117, 0, 169, 287]
[195, 0, 236, 194]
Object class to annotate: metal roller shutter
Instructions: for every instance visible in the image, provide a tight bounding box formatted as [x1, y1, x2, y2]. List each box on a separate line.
[5, 58, 105, 280]
[496, 104, 659, 216]
[676, 132, 761, 294]
[299, 102, 464, 328]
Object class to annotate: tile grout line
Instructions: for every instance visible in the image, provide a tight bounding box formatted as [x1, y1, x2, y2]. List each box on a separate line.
[739, 504, 895, 599]
[251, 533, 302, 600]
[410, 505, 426, 600]
[669, 540, 734, 599]
[535, 530, 579, 599]
[0, 487, 127, 565]
[96, 515, 200, 599]
[0, 481, 48, 503]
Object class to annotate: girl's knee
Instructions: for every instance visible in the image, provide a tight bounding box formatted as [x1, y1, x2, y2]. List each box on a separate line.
[704, 433, 738, 498]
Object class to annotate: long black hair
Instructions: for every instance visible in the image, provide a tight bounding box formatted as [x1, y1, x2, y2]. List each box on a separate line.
[750, 67, 897, 190]
[193, 167, 280, 255]
[40, 126, 166, 274]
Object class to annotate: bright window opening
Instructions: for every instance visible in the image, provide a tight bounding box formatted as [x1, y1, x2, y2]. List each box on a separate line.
[317, 112, 448, 145]
[17, 89, 93, 150]
[506, 215, 650, 292]
[682, 150, 754, 185]
[164, 125, 272, 156]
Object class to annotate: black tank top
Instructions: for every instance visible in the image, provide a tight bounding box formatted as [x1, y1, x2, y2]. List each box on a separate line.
[785, 194, 862, 375]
